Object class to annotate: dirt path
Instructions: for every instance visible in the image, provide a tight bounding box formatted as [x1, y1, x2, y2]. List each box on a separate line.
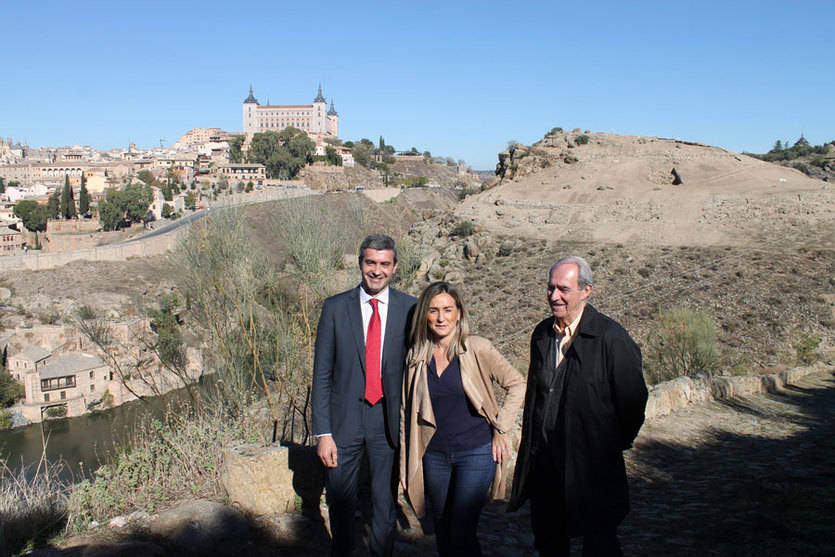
[464, 367, 835, 556]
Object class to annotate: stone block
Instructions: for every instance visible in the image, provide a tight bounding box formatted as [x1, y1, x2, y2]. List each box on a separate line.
[222, 443, 296, 515]
[728, 375, 766, 396]
[710, 377, 734, 399]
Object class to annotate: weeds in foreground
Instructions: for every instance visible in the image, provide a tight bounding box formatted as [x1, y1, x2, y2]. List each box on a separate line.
[66, 403, 251, 532]
[0, 458, 68, 556]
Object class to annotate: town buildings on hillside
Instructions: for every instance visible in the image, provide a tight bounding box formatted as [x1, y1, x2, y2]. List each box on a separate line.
[0, 84, 343, 254]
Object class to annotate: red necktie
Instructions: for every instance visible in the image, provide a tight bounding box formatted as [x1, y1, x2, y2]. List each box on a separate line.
[365, 298, 382, 405]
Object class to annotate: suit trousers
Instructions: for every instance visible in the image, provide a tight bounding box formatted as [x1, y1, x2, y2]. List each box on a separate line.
[528, 452, 623, 557]
[325, 399, 396, 557]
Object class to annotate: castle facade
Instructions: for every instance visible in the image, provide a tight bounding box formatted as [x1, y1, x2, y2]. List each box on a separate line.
[242, 85, 338, 137]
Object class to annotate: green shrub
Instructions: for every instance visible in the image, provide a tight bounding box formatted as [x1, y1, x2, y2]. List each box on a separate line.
[391, 236, 424, 290]
[497, 242, 514, 257]
[793, 330, 821, 365]
[646, 306, 720, 384]
[450, 221, 474, 237]
[457, 186, 481, 200]
[575, 134, 590, 145]
[76, 305, 95, 321]
[0, 409, 11, 429]
[45, 406, 67, 419]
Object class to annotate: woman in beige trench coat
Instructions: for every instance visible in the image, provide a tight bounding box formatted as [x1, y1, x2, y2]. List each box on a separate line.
[400, 281, 525, 556]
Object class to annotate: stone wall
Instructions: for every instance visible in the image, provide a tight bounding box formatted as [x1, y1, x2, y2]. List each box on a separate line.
[645, 363, 825, 419]
[0, 187, 317, 272]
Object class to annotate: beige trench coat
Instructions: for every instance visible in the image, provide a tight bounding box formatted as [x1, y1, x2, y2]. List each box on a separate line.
[399, 335, 526, 518]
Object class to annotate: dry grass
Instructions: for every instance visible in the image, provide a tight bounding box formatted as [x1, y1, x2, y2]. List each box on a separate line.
[0, 458, 69, 556]
[65, 402, 252, 532]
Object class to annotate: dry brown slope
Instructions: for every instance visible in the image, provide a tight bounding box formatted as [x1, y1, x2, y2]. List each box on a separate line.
[460, 131, 834, 248]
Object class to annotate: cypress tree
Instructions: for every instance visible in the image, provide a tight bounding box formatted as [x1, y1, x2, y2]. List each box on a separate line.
[60, 175, 77, 219]
[79, 174, 90, 216]
[47, 188, 60, 219]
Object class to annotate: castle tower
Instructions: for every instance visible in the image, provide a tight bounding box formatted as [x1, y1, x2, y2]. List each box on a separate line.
[327, 99, 339, 137]
[242, 85, 259, 134]
[311, 84, 327, 134]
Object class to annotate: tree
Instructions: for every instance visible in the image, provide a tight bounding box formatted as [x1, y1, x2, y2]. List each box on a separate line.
[352, 142, 373, 168]
[79, 174, 91, 215]
[97, 190, 125, 231]
[184, 191, 197, 209]
[148, 293, 186, 371]
[97, 183, 153, 231]
[247, 128, 315, 179]
[162, 203, 174, 219]
[47, 188, 60, 219]
[772, 139, 783, 152]
[0, 368, 24, 408]
[61, 174, 77, 219]
[228, 135, 245, 164]
[325, 146, 342, 166]
[13, 200, 48, 232]
[0, 177, 5, 194]
[137, 169, 156, 186]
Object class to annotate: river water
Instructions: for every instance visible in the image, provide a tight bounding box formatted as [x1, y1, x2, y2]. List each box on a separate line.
[0, 394, 175, 483]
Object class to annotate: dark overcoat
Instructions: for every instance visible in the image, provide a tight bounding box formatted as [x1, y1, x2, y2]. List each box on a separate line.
[508, 304, 648, 535]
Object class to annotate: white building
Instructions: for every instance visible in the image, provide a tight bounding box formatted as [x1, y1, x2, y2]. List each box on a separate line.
[242, 85, 339, 138]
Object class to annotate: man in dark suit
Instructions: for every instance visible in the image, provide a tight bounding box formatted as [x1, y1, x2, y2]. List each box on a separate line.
[509, 256, 648, 556]
[312, 234, 416, 557]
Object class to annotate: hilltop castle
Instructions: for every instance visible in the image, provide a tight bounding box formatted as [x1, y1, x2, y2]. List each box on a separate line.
[242, 85, 338, 138]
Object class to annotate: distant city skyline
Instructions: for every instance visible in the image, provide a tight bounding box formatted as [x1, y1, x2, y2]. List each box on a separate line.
[3, 1, 833, 170]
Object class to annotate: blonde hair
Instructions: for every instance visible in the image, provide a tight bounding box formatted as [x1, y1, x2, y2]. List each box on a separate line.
[408, 281, 470, 366]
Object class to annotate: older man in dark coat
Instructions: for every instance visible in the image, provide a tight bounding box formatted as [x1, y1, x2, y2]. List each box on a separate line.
[509, 256, 648, 556]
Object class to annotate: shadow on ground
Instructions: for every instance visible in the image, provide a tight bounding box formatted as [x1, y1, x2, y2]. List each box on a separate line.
[619, 370, 835, 557]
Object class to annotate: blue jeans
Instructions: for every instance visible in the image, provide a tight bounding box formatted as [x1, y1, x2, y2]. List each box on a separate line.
[422, 443, 495, 557]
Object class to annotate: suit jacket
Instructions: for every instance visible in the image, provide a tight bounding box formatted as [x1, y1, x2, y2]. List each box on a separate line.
[312, 286, 416, 447]
[508, 304, 648, 535]
[399, 336, 525, 518]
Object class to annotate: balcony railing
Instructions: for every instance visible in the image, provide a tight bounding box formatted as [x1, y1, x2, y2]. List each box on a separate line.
[40, 376, 76, 392]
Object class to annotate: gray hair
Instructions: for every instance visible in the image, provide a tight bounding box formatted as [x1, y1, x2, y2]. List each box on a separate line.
[550, 256, 593, 288]
[358, 234, 398, 265]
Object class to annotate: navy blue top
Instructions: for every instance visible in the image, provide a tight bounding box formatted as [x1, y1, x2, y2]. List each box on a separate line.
[426, 355, 493, 453]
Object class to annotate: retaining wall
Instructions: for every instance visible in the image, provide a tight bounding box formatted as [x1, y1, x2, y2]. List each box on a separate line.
[645, 363, 827, 419]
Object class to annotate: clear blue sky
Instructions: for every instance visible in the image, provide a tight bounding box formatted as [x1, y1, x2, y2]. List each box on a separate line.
[3, 1, 833, 170]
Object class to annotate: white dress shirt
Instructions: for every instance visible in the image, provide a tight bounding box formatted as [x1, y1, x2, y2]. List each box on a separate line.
[359, 284, 389, 373]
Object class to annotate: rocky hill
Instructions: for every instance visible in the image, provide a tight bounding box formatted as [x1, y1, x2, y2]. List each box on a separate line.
[464, 128, 833, 249]
[298, 158, 480, 192]
[404, 129, 834, 372]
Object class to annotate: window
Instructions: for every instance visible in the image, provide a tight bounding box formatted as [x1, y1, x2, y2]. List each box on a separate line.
[44, 393, 49, 402]
[60, 391, 66, 400]
[89, 371, 94, 379]
[90, 384, 95, 391]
